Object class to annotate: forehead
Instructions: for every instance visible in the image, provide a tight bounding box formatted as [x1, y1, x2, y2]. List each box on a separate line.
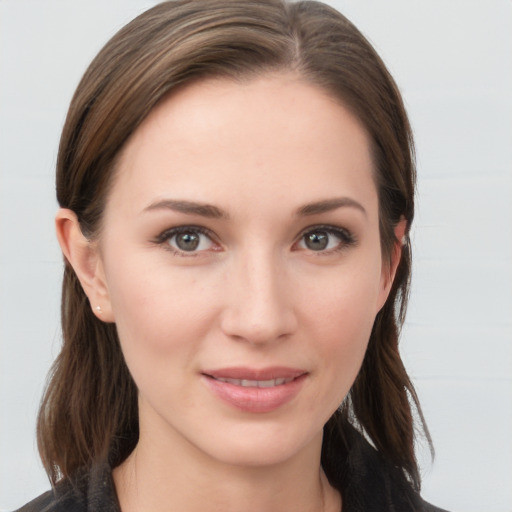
[110, 73, 377, 219]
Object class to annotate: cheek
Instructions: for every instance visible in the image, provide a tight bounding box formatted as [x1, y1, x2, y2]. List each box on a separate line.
[104, 254, 220, 360]
[305, 256, 383, 337]
[314, 288, 375, 375]
[104, 260, 223, 411]
[299, 258, 383, 392]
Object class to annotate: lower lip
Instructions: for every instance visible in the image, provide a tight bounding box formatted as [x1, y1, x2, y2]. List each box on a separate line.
[202, 374, 307, 413]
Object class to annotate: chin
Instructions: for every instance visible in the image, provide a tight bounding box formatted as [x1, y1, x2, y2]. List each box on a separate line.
[195, 420, 323, 469]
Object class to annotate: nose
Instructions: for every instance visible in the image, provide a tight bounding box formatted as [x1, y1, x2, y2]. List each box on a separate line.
[220, 249, 298, 345]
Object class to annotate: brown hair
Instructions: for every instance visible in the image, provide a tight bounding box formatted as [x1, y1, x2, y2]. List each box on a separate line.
[38, 0, 430, 490]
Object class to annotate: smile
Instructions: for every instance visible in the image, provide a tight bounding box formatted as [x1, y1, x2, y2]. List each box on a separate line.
[211, 377, 295, 388]
[202, 367, 308, 413]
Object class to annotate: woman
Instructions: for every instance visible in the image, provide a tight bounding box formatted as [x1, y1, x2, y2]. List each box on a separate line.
[18, 1, 448, 511]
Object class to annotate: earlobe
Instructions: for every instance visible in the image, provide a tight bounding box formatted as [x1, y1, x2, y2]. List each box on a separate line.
[377, 217, 408, 311]
[55, 209, 114, 322]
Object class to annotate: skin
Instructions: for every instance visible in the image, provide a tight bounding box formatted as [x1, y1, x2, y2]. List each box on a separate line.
[57, 73, 404, 512]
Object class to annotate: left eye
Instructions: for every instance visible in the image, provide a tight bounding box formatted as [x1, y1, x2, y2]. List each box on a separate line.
[159, 227, 215, 253]
[297, 227, 353, 252]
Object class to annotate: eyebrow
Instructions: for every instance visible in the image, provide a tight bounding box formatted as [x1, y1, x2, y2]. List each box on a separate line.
[143, 196, 366, 220]
[143, 199, 229, 219]
[296, 197, 367, 217]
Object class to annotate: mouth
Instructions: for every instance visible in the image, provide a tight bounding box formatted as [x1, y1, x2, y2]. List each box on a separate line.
[208, 376, 297, 388]
[201, 367, 308, 413]
[203, 366, 306, 385]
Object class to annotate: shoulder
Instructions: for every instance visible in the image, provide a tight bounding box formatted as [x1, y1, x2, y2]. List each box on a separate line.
[326, 424, 450, 512]
[14, 463, 120, 512]
[14, 484, 85, 512]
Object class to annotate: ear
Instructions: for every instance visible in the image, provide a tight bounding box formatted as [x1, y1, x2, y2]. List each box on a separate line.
[376, 217, 407, 311]
[55, 208, 114, 322]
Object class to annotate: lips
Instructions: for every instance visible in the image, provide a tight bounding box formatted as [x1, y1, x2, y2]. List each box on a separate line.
[202, 367, 307, 413]
[211, 376, 294, 388]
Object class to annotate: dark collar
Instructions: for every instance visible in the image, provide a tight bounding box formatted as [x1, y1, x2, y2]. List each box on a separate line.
[17, 431, 448, 512]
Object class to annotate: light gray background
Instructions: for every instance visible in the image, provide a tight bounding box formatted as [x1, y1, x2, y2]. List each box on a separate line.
[1, 1, 511, 511]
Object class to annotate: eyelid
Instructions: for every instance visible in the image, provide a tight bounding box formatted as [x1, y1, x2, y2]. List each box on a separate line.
[295, 224, 357, 252]
[154, 225, 220, 255]
[296, 223, 353, 239]
[154, 225, 214, 242]
[152, 223, 356, 256]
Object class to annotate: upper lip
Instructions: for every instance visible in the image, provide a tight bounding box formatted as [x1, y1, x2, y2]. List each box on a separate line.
[202, 367, 307, 381]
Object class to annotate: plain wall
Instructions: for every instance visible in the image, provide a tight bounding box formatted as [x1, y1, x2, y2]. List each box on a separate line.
[1, 1, 511, 511]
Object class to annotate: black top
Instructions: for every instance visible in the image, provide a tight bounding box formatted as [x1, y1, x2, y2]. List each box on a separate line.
[15, 430, 449, 512]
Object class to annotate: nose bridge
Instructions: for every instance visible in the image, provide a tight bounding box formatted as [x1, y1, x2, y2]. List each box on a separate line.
[221, 244, 296, 344]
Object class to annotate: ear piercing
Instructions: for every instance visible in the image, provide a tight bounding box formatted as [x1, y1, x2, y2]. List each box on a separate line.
[95, 305, 102, 314]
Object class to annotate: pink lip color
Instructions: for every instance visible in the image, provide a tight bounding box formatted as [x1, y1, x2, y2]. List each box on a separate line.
[202, 367, 307, 413]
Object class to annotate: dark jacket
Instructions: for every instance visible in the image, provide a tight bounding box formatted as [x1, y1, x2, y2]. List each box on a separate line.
[16, 431, 449, 512]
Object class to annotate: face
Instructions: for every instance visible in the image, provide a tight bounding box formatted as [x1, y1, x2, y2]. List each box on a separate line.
[87, 74, 396, 468]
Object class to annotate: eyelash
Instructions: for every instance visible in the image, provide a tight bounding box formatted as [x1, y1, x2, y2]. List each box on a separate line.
[153, 224, 357, 256]
[296, 225, 357, 255]
[154, 225, 218, 257]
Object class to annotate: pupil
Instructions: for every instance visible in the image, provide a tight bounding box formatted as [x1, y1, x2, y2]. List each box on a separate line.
[176, 232, 199, 251]
[306, 232, 328, 251]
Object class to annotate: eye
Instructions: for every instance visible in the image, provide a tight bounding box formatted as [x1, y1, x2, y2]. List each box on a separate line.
[296, 226, 355, 253]
[156, 226, 217, 255]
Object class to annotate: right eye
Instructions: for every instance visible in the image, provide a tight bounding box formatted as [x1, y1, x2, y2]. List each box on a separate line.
[156, 226, 217, 255]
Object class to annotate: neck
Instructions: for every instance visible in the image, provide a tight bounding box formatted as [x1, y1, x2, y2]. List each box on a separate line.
[113, 422, 341, 512]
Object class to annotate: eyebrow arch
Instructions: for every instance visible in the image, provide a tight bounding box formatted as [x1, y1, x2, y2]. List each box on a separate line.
[296, 197, 367, 217]
[143, 199, 229, 219]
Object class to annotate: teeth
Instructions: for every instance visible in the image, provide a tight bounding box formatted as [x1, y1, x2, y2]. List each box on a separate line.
[258, 379, 276, 388]
[214, 377, 294, 387]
